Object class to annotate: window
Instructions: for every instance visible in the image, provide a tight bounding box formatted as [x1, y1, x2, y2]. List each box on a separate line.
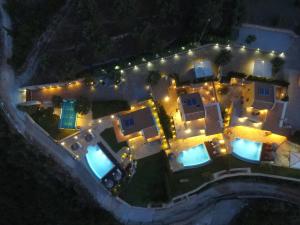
[258, 87, 270, 96]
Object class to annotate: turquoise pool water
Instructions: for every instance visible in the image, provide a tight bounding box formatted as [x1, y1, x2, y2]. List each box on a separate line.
[231, 138, 263, 162]
[86, 145, 115, 179]
[177, 144, 211, 167]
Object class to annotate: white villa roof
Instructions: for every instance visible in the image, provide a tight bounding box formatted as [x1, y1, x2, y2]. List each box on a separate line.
[290, 152, 300, 169]
[194, 61, 213, 78]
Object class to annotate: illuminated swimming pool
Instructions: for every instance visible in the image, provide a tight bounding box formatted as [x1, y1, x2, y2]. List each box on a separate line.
[177, 144, 211, 167]
[231, 138, 263, 162]
[86, 145, 115, 179]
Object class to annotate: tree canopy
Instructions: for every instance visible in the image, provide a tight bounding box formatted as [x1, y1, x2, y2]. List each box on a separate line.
[74, 96, 91, 115]
[214, 49, 232, 66]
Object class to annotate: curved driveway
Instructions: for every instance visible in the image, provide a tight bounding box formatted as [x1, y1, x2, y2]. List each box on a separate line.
[1, 1, 300, 224]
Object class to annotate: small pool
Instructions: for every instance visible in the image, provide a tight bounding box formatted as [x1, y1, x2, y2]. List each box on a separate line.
[59, 100, 77, 129]
[231, 138, 263, 162]
[86, 145, 115, 179]
[177, 144, 211, 167]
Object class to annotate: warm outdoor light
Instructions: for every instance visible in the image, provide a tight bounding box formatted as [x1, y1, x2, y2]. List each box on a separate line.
[188, 49, 193, 56]
[160, 58, 166, 64]
[164, 96, 170, 102]
[74, 136, 78, 140]
[219, 139, 225, 144]
[98, 119, 102, 123]
[185, 128, 191, 134]
[110, 115, 115, 119]
[61, 142, 65, 146]
[145, 85, 150, 90]
[88, 129, 92, 133]
[256, 48, 260, 53]
[174, 54, 179, 59]
[130, 106, 135, 110]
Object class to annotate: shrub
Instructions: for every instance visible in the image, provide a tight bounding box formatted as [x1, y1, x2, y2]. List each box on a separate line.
[147, 70, 161, 86]
[51, 95, 63, 107]
[74, 96, 91, 115]
[214, 49, 232, 66]
[245, 35, 256, 44]
[271, 57, 285, 75]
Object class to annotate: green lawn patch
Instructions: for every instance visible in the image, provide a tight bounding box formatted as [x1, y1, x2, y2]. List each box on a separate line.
[170, 155, 300, 197]
[91, 100, 130, 119]
[18, 105, 76, 140]
[100, 128, 128, 153]
[119, 151, 171, 206]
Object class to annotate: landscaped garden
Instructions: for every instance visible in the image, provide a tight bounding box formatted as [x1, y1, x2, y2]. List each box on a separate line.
[119, 152, 300, 206]
[92, 100, 130, 119]
[100, 128, 128, 153]
[119, 151, 171, 206]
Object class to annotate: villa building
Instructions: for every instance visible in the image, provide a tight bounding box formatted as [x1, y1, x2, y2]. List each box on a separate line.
[114, 106, 160, 143]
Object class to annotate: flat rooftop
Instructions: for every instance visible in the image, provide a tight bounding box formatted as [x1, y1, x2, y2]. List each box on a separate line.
[119, 107, 157, 136]
[252, 82, 275, 110]
[179, 92, 205, 121]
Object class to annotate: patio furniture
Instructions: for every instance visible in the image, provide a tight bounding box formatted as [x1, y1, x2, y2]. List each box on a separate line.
[71, 142, 81, 151]
[84, 133, 94, 142]
[103, 179, 114, 189]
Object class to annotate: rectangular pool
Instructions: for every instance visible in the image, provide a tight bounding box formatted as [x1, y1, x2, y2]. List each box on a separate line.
[59, 100, 77, 129]
[231, 138, 263, 162]
[86, 145, 115, 179]
[177, 144, 211, 167]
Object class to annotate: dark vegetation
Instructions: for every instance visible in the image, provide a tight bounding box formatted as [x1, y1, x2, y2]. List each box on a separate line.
[271, 56, 285, 75]
[214, 49, 232, 66]
[289, 131, 300, 145]
[18, 105, 76, 140]
[120, 151, 171, 206]
[224, 71, 289, 86]
[74, 96, 91, 115]
[120, 153, 300, 205]
[244, 34, 256, 44]
[147, 70, 161, 86]
[0, 113, 120, 225]
[230, 199, 300, 225]
[91, 100, 130, 119]
[4, 0, 66, 70]
[157, 104, 173, 139]
[101, 128, 128, 153]
[7, 0, 244, 84]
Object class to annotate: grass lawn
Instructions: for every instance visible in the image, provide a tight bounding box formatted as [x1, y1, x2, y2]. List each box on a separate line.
[19, 105, 77, 140]
[53, 129, 78, 140]
[100, 128, 128, 153]
[91, 100, 130, 119]
[119, 151, 171, 206]
[170, 155, 300, 197]
[121, 153, 300, 206]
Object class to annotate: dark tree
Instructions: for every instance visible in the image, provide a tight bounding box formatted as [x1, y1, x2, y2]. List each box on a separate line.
[271, 57, 285, 75]
[51, 95, 63, 107]
[245, 35, 256, 44]
[147, 70, 161, 86]
[214, 49, 232, 67]
[74, 96, 91, 115]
